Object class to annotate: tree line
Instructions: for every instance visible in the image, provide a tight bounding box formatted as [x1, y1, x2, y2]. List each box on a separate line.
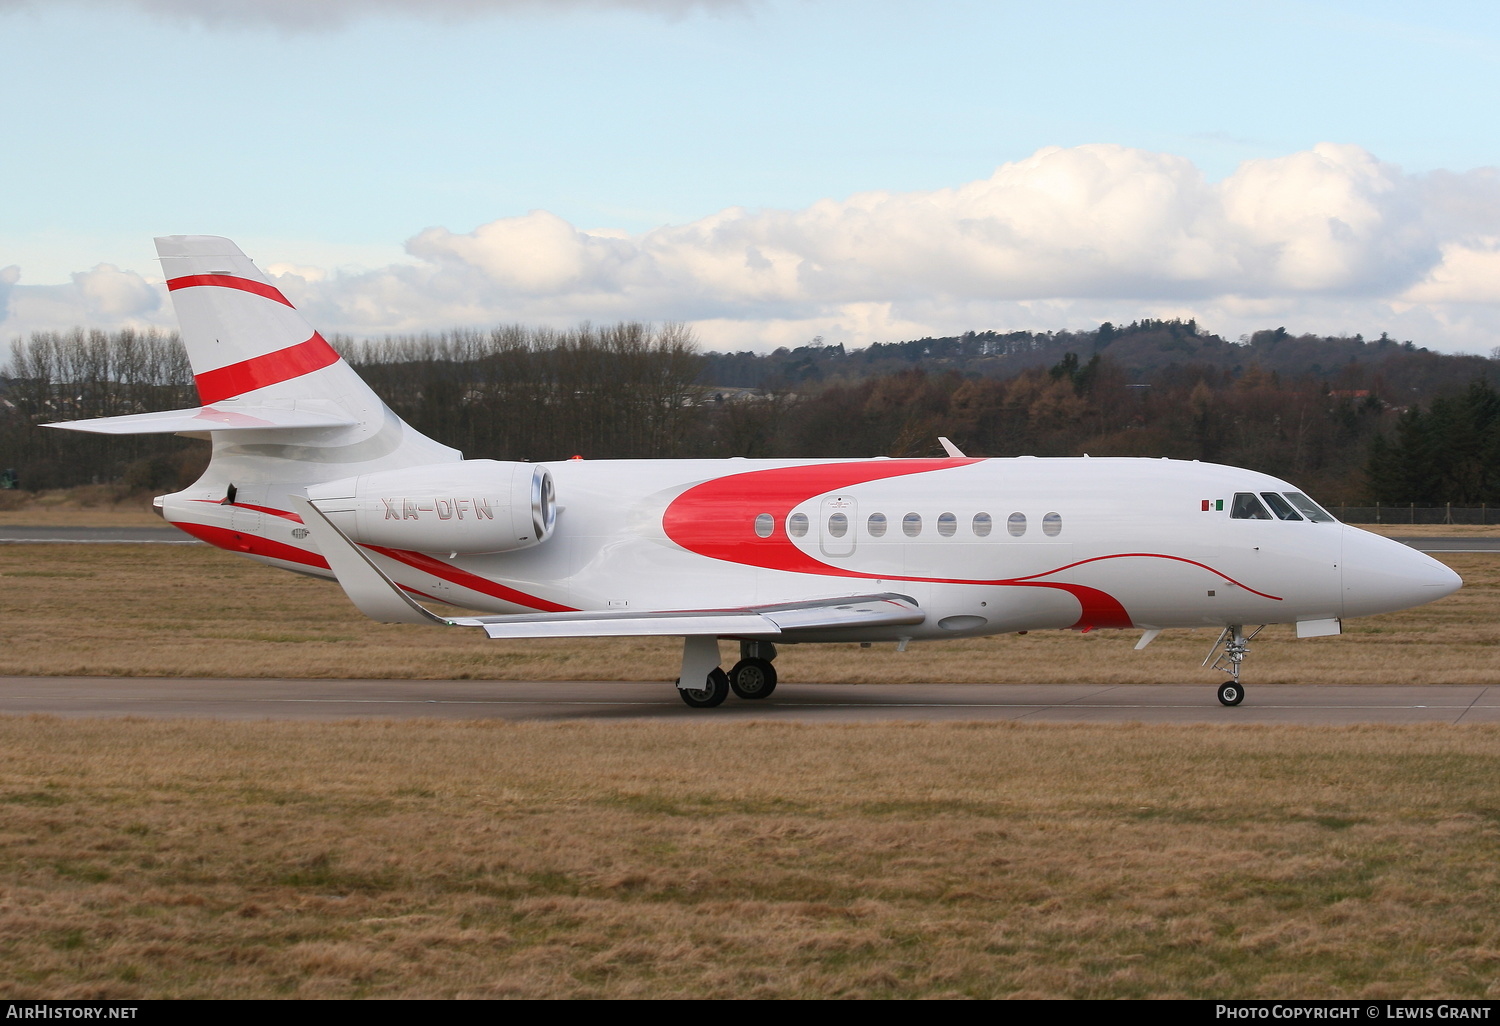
[3, 321, 1497, 506]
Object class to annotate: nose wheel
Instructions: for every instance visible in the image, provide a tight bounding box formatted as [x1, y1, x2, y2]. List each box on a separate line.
[1205, 625, 1261, 707]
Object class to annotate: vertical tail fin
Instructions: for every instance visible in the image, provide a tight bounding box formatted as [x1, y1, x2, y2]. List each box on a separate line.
[150, 238, 459, 492]
[157, 235, 355, 405]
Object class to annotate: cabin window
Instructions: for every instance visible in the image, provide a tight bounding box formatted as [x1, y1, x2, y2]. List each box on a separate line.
[1260, 492, 1303, 521]
[1285, 492, 1336, 522]
[1007, 512, 1027, 537]
[867, 512, 887, 537]
[972, 512, 992, 537]
[788, 512, 809, 537]
[937, 512, 957, 537]
[903, 512, 923, 537]
[754, 513, 774, 538]
[1042, 511, 1062, 536]
[1230, 493, 1272, 520]
[828, 512, 849, 538]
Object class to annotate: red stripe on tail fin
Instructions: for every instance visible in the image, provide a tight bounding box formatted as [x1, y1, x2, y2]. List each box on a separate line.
[193, 333, 341, 403]
[166, 273, 295, 308]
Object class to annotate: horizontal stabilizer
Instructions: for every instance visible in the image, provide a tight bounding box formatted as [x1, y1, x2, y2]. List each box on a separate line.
[45, 405, 359, 435]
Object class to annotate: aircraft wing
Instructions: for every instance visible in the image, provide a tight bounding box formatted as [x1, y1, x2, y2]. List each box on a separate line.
[44, 405, 358, 435]
[289, 495, 924, 638]
[458, 594, 924, 639]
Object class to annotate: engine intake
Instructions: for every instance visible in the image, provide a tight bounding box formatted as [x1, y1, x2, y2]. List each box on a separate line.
[306, 460, 556, 554]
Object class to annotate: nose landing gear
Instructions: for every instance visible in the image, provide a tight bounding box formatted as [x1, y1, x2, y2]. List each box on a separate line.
[1204, 625, 1263, 706]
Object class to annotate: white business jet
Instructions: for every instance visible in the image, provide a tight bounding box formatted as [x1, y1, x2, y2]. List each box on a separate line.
[48, 237, 1462, 708]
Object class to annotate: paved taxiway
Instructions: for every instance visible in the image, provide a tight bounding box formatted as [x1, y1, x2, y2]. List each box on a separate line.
[2, 677, 1495, 725]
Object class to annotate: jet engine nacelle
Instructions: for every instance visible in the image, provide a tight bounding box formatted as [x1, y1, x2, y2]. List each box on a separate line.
[306, 460, 557, 554]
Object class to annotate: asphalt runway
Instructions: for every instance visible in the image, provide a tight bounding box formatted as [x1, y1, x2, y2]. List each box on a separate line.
[1, 676, 1495, 725]
[0, 525, 200, 543]
[2, 524, 1497, 552]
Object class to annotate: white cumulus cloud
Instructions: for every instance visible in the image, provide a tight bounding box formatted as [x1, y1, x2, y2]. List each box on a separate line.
[7, 144, 1500, 354]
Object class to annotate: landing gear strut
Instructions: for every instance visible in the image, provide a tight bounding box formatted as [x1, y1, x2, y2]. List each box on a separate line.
[1204, 625, 1262, 706]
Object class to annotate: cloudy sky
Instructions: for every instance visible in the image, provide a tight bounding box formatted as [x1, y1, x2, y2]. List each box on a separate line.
[3, 0, 1499, 354]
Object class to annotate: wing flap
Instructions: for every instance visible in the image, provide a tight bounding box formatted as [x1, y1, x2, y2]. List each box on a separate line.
[464, 611, 779, 639]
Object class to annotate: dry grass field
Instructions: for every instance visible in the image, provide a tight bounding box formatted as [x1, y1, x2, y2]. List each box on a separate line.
[1, 524, 1497, 998]
[0, 540, 1492, 685]
[0, 717, 1496, 999]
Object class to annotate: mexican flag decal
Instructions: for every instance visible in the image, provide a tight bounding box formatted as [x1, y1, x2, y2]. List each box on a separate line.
[1201, 498, 1224, 511]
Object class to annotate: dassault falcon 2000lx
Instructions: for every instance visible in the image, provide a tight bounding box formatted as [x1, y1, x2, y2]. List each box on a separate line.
[49, 236, 1462, 708]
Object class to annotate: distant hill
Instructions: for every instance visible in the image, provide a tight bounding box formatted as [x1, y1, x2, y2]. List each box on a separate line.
[700, 320, 1499, 402]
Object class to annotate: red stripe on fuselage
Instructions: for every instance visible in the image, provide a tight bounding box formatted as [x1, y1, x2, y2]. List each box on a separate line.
[365, 546, 578, 612]
[166, 273, 294, 307]
[662, 460, 1280, 630]
[192, 333, 341, 404]
[173, 521, 330, 570]
[663, 458, 982, 576]
[182, 502, 571, 613]
[192, 499, 304, 522]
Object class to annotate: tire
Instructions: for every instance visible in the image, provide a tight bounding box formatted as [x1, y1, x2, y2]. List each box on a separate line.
[729, 658, 777, 700]
[680, 667, 730, 708]
[1217, 681, 1244, 707]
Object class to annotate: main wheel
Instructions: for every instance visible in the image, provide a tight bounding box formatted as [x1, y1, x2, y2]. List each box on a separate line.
[728, 657, 777, 700]
[679, 667, 730, 708]
[1217, 680, 1244, 707]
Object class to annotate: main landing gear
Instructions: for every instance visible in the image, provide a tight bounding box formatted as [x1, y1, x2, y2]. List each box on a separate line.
[1204, 624, 1263, 706]
[677, 640, 778, 708]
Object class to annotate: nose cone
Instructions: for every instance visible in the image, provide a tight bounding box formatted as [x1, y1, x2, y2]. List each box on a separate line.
[1341, 526, 1462, 618]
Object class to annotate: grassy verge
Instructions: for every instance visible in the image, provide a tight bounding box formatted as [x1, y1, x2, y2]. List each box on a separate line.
[0, 718, 1496, 999]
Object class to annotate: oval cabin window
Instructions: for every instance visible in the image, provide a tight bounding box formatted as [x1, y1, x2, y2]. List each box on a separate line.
[1042, 512, 1062, 536]
[867, 512, 887, 538]
[902, 513, 922, 537]
[973, 512, 993, 537]
[937, 512, 957, 537]
[788, 512, 809, 538]
[828, 512, 848, 538]
[754, 513, 774, 538]
[1008, 512, 1027, 537]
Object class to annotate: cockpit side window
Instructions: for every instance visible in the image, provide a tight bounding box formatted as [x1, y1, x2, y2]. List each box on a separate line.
[1230, 492, 1272, 520]
[1260, 492, 1303, 521]
[1284, 492, 1336, 523]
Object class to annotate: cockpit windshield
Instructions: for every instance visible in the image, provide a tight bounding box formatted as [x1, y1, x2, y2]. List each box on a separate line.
[1284, 492, 1336, 522]
[1230, 490, 1338, 522]
[1261, 492, 1303, 521]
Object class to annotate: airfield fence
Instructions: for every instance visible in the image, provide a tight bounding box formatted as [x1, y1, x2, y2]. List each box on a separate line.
[1332, 504, 1495, 525]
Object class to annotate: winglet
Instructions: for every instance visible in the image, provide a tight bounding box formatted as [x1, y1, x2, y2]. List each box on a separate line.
[938, 436, 966, 458]
[288, 495, 450, 626]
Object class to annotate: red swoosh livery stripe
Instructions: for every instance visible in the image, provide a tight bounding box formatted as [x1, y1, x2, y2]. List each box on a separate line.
[662, 458, 982, 574]
[193, 333, 341, 403]
[365, 546, 578, 612]
[192, 500, 304, 522]
[173, 521, 330, 570]
[166, 274, 295, 308]
[662, 460, 1280, 631]
[184, 501, 570, 613]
